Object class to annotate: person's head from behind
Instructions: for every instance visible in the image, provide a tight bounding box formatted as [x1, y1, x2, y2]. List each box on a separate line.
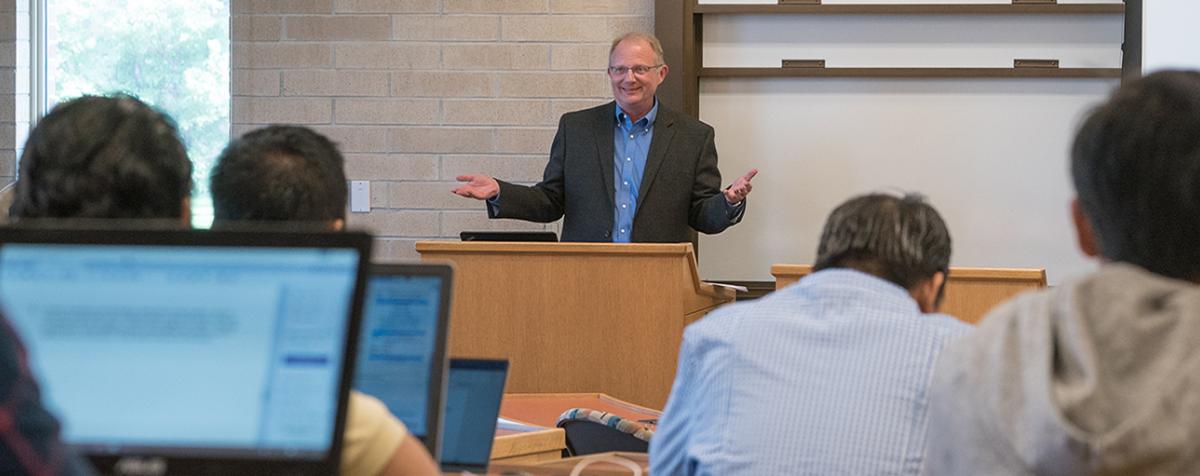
[10, 94, 192, 223]
[1071, 70, 1200, 282]
[813, 193, 951, 312]
[210, 125, 347, 230]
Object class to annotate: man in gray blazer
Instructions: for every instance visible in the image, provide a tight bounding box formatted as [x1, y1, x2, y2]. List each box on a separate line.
[454, 32, 757, 243]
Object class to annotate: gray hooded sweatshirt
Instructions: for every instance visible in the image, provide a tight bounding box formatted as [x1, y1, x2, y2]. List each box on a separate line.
[922, 264, 1200, 475]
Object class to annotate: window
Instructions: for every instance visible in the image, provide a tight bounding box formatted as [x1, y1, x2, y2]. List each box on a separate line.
[25, 0, 230, 227]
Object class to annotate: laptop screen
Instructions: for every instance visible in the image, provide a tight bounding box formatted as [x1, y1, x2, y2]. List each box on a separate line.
[353, 264, 452, 455]
[440, 359, 509, 470]
[459, 231, 557, 242]
[0, 228, 371, 475]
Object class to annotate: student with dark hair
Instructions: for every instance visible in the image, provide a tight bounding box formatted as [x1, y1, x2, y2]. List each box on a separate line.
[9, 94, 192, 222]
[210, 125, 347, 227]
[211, 125, 439, 476]
[923, 71, 1200, 474]
[0, 94, 191, 476]
[650, 193, 969, 475]
[4, 98, 432, 476]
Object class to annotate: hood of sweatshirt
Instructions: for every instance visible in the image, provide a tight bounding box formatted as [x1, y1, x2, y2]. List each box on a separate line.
[971, 263, 1200, 474]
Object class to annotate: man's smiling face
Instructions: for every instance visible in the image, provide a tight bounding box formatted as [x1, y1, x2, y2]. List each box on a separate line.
[608, 37, 667, 117]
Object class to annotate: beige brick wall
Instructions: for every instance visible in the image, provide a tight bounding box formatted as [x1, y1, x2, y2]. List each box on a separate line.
[0, 0, 16, 185]
[232, 0, 653, 261]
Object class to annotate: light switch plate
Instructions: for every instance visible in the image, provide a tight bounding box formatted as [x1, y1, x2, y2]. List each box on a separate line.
[350, 180, 370, 213]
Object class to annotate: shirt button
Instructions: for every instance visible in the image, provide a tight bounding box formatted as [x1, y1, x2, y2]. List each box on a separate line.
[629, 134, 634, 139]
[626, 157, 631, 162]
[621, 204, 627, 209]
[623, 181, 628, 186]
[620, 228, 627, 234]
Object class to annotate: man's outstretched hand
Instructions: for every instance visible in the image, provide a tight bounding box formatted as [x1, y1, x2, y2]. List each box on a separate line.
[724, 168, 758, 205]
[452, 174, 500, 200]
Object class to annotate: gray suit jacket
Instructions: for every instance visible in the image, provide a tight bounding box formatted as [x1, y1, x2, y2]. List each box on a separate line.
[489, 101, 742, 242]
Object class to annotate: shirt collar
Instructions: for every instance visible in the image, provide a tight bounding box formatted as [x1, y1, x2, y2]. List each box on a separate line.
[615, 99, 658, 128]
[796, 268, 921, 313]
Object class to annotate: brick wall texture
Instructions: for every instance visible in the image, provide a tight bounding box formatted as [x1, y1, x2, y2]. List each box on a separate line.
[0, 0, 16, 185]
[231, 0, 654, 261]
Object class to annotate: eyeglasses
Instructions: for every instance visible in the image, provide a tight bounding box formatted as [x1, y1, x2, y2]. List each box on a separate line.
[607, 64, 664, 77]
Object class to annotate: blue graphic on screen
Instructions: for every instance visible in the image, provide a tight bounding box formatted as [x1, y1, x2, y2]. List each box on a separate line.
[353, 275, 443, 437]
[0, 244, 359, 458]
[440, 364, 507, 466]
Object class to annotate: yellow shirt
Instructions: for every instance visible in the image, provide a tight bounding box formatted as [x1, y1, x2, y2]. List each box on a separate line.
[341, 391, 408, 476]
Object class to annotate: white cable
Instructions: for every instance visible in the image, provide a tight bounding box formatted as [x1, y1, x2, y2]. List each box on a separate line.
[568, 454, 643, 476]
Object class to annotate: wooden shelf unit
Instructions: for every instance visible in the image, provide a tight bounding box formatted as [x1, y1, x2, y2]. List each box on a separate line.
[700, 66, 1122, 79]
[654, 1, 1127, 116]
[693, 3, 1125, 15]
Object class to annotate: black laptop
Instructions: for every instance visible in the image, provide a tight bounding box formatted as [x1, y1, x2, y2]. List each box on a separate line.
[353, 263, 453, 458]
[459, 231, 557, 242]
[0, 227, 372, 476]
[440, 358, 510, 473]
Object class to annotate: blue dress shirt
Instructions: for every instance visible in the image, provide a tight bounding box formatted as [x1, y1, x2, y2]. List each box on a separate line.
[649, 269, 971, 476]
[611, 102, 657, 243]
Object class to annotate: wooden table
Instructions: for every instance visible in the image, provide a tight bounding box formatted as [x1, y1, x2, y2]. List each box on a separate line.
[501, 392, 662, 428]
[487, 452, 649, 475]
[491, 427, 566, 464]
[488, 393, 663, 464]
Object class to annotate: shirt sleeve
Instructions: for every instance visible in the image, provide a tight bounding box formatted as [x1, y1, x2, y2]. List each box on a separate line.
[485, 115, 568, 223]
[486, 188, 502, 211]
[340, 391, 408, 476]
[724, 197, 746, 222]
[649, 326, 704, 476]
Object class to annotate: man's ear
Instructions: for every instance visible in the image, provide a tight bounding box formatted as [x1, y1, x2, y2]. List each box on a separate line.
[1071, 198, 1101, 258]
[910, 271, 946, 314]
[331, 218, 345, 231]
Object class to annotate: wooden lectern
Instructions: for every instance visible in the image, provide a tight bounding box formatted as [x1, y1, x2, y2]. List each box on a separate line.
[416, 241, 735, 408]
[771, 264, 1046, 325]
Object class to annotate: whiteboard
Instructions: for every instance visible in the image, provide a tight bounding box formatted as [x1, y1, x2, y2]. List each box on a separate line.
[1143, 0, 1200, 73]
[694, 9, 1124, 284]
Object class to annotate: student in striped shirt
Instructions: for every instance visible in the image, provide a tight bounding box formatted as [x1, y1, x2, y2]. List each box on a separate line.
[651, 193, 970, 475]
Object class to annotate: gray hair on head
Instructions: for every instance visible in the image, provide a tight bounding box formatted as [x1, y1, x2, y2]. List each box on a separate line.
[609, 32, 665, 66]
[813, 192, 951, 291]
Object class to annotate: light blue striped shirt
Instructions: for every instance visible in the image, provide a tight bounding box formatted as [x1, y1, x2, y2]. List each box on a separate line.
[650, 269, 971, 476]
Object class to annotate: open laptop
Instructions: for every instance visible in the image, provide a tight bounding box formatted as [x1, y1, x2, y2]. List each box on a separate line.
[0, 227, 372, 476]
[440, 358, 510, 473]
[353, 263, 453, 458]
[459, 231, 557, 242]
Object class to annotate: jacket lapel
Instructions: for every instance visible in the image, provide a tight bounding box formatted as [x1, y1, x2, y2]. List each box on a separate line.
[637, 106, 675, 210]
[594, 102, 616, 207]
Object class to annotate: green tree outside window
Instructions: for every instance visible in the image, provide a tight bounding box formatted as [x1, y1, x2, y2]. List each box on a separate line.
[47, 0, 230, 227]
